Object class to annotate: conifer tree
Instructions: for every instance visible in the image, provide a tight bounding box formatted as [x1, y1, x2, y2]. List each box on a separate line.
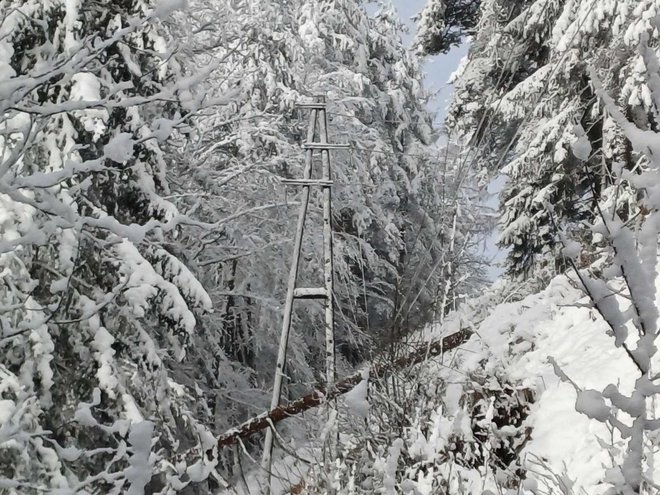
[415, 0, 481, 55]
[418, 0, 653, 279]
[0, 0, 219, 490]
[0, 0, 488, 489]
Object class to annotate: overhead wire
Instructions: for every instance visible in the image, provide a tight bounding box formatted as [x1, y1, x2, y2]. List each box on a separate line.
[385, 0, 555, 327]
[276, 1, 566, 342]
[383, 0, 601, 327]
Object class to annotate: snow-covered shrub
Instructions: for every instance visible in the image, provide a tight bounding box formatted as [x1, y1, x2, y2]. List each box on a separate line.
[552, 48, 660, 495]
[294, 336, 537, 494]
[451, 372, 533, 486]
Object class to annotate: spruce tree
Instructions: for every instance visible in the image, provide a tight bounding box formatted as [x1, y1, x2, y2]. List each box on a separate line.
[415, 0, 481, 55]
[418, 0, 652, 280]
[0, 0, 218, 491]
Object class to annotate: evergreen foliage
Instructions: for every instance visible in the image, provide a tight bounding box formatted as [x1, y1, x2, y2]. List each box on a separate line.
[0, 0, 223, 491]
[419, 0, 657, 279]
[171, 0, 486, 443]
[415, 0, 481, 55]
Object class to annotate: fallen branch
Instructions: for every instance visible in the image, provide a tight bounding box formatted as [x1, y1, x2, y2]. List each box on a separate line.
[212, 328, 472, 452]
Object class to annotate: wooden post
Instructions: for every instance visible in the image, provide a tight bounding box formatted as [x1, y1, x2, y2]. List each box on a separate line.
[318, 96, 336, 387]
[261, 96, 346, 491]
[260, 103, 318, 486]
[318, 96, 337, 476]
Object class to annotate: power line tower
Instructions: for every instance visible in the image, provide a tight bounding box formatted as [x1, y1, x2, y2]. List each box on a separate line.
[261, 96, 347, 488]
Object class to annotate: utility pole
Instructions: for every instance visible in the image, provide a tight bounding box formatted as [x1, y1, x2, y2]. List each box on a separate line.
[261, 96, 346, 491]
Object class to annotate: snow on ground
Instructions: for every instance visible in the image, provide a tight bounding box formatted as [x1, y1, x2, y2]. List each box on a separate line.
[426, 272, 657, 493]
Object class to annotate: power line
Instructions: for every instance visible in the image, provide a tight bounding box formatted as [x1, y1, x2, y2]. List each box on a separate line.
[326, 110, 445, 126]
[326, 144, 447, 159]
[388, 0, 596, 322]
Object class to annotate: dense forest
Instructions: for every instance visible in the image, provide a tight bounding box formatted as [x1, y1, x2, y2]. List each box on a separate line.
[1, 0, 659, 493]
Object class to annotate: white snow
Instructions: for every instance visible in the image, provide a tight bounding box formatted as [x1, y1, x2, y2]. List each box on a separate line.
[343, 370, 369, 419]
[382, 438, 403, 494]
[80, 295, 119, 396]
[103, 133, 135, 163]
[70, 73, 107, 140]
[115, 239, 197, 335]
[154, 0, 188, 19]
[0, 399, 14, 425]
[571, 124, 592, 161]
[122, 393, 145, 423]
[63, 0, 82, 52]
[419, 270, 659, 492]
[125, 421, 154, 495]
[0, 41, 15, 81]
[74, 388, 102, 427]
[575, 389, 611, 421]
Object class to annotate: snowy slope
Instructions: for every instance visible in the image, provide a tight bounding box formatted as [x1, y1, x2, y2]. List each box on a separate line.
[413, 272, 658, 494]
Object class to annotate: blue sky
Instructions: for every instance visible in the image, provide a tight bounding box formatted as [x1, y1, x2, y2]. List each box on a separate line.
[389, 0, 507, 281]
[391, 0, 469, 121]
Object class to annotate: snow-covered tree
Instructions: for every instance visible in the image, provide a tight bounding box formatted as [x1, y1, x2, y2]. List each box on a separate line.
[418, 0, 655, 280]
[415, 0, 660, 491]
[553, 4, 660, 492]
[0, 0, 489, 490]
[414, 0, 481, 55]
[0, 0, 221, 491]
